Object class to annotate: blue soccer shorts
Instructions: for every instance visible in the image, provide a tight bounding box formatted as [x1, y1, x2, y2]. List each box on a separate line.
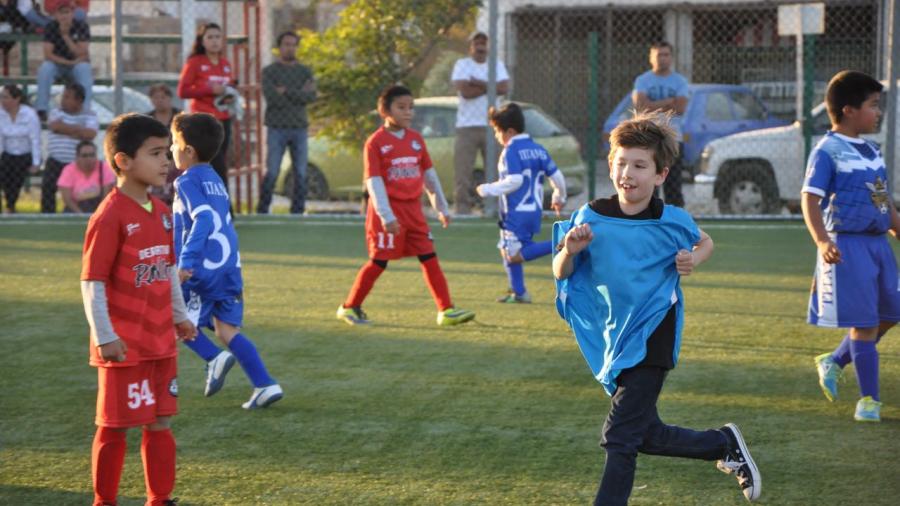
[808, 233, 900, 328]
[186, 290, 244, 330]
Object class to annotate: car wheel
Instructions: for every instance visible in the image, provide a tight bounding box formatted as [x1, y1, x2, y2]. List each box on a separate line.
[283, 164, 330, 201]
[717, 165, 780, 215]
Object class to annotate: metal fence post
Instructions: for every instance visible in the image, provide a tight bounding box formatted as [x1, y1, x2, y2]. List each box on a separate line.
[587, 31, 599, 202]
[885, 0, 899, 195]
[802, 34, 816, 164]
[484, 0, 498, 217]
[111, 0, 123, 115]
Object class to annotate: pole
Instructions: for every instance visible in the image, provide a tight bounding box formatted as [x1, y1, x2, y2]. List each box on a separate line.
[587, 31, 599, 201]
[802, 34, 816, 164]
[885, 0, 899, 195]
[484, 0, 498, 217]
[111, 0, 123, 115]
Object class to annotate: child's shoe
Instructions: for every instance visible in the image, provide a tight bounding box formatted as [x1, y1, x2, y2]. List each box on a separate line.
[497, 291, 532, 304]
[437, 307, 475, 326]
[242, 384, 284, 409]
[854, 396, 882, 422]
[337, 305, 370, 325]
[716, 423, 761, 502]
[205, 350, 236, 397]
[814, 352, 841, 402]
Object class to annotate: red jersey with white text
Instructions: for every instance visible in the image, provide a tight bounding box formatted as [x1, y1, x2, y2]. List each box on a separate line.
[81, 189, 177, 367]
[177, 54, 234, 120]
[364, 127, 433, 201]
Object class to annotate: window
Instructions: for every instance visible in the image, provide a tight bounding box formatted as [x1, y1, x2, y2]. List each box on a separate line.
[705, 93, 733, 121]
[730, 92, 766, 121]
[412, 107, 454, 138]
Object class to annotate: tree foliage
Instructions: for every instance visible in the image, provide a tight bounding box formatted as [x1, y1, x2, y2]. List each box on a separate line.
[296, 0, 480, 148]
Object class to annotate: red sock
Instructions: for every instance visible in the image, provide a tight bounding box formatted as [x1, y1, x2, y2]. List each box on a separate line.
[420, 255, 452, 311]
[344, 260, 386, 308]
[92, 427, 127, 506]
[141, 428, 176, 506]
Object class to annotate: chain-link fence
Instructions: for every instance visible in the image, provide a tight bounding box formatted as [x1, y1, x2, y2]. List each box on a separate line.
[501, 0, 893, 217]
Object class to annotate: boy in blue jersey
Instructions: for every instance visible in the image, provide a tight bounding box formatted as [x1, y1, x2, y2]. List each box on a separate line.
[804, 71, 900, 422]
[170, 112, 283, 409]
[477, 103, 566, 303]
[552, 115, 759, 505]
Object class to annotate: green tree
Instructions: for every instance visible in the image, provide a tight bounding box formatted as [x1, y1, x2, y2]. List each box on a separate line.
[296, 0, 480, 148]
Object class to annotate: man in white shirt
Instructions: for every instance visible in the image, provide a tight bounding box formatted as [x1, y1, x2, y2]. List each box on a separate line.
[451, 31, 509, 215]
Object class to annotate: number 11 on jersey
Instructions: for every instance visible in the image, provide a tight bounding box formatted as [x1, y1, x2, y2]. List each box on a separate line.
[377, 232, 395, 250]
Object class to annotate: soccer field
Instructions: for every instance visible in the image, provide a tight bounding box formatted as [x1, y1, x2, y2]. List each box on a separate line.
[1, 216, 898, 505]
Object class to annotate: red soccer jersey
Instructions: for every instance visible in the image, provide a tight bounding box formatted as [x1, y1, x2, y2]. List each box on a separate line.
[81, 188, 177, 367]
[176, 54, 234, 120]
[363, 127, 433, 202]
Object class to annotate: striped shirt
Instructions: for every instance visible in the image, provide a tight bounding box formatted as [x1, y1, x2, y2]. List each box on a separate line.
[47, 107, 99, 163]
[0, 104, 42, 166]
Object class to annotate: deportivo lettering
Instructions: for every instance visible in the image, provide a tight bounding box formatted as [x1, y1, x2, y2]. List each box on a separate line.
[387, 156, 420, 181]
[517, 148, 548, 162]
[138, 244, 171, 260]
[133, 257, 171, 287]
[202, 181, 229, 197]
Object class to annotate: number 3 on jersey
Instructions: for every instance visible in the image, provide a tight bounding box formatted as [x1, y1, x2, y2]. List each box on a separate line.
[127, 380, 156, 409]
[377, 232, 395, 250]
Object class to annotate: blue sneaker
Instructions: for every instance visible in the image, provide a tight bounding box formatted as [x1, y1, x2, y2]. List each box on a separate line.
[242, 384, 284, 409]
[854, 396, 882, 422]
[204, 351, 236, 397]
[814, 353, 841, 402]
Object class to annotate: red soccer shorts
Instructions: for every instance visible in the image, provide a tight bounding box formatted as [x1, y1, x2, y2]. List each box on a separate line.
[365, 199, 434, 260]
[95, 357, 178, 428]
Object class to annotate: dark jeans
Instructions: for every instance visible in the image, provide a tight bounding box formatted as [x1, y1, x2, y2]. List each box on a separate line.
[210, 118, 233, 189]
[258, 127, 308, 214]
[41, 157, 67, 213]
[0, 152, 31, 212]
[594, 366, 727, 506]
[658, 142, 685, 207]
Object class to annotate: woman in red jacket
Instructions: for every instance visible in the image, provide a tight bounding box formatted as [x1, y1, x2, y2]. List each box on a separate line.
[177, 22, 234, 186]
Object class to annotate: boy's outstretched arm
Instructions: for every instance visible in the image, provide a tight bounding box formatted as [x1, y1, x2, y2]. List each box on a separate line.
[676, 229, 713, 276]
[547, 169, 567, 216]
[365, 176, 399, 233]
[801, 192, 841, 264]
[476, 173, 523, 199]
[553, 223, 593, 280]
[422, 168, 451, 228]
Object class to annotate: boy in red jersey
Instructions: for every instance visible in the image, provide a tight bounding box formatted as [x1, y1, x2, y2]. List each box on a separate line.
[81, 113, 196, 506]
[337, 85, 475, 326]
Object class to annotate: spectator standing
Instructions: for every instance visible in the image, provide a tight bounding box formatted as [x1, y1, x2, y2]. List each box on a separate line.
[0, 84, 40, 213]
[631, 41, 689, 207]
[450, 31, 509, 215]
[41, 82, 98, 212]
[58, 140, 113, 213]
[177, 22, 234, 188]
[35, 0, 92, 121]
[257, 31, 316, 215]
[146, 83, 181, 206]
[16, 0, 87, 30]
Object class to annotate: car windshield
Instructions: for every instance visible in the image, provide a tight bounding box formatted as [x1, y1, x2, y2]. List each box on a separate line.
[523, 108, 566, 137]
[92, 91, 153, 124]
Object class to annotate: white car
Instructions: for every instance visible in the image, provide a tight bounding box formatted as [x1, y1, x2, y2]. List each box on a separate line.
[695, 86, 899, 214]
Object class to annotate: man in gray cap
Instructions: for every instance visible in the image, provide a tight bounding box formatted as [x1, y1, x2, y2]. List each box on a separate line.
[450, 31, 509, 215]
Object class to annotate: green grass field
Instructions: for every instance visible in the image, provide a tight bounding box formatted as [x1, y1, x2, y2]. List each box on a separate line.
[1, 216, 899, 505]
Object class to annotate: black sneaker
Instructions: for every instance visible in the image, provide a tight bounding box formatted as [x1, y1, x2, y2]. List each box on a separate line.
[716, 423, 761, 502]
[162, 499, 179, 506]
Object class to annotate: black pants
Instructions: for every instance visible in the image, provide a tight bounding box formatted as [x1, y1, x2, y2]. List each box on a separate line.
[594, 366, 727, 506]
[658, 143, 685, 207]
[0, 152, 31, 212]
[210, 117, 232, 189]
[41, 157, 67, 213]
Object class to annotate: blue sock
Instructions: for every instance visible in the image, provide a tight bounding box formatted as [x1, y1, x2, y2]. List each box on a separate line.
[850, 339, 879, 401]
[832, 331, 884, 368]
[228, 333, 275, 388]
[183, 330, 222, 362]
[504, 260, 526, 296]
[520, 240, 552, 261]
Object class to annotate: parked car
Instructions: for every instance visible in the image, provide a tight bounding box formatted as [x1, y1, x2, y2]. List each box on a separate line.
[603, 84, 788, 175]
[695, 82, 899, 214]
[275, 96, 587, 204]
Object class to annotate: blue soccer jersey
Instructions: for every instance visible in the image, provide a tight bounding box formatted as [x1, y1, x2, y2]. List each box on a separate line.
[173, 163, 243, 298]
[802, 131, 891, 234]
[498, 133, 559, 238]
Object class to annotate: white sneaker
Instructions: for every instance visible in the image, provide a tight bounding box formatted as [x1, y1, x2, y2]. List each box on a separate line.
[204, 351, 236, 397]
[242, 384, 284, 409]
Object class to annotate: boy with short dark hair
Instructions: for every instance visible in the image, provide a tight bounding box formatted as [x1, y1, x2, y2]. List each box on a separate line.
[552, 114, 760, 505]
[805, 70, 899, 422]
[337, 84, 474, 326]
[170, 112, 283, 409]
[82, 113, 196, 506]
[476, 102, 566, 303]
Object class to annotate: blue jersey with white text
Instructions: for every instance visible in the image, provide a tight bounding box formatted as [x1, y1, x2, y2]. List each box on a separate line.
[802, 132, 891, 234]
[173, 163, 243, 297]
[498, 134, 559, 237]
